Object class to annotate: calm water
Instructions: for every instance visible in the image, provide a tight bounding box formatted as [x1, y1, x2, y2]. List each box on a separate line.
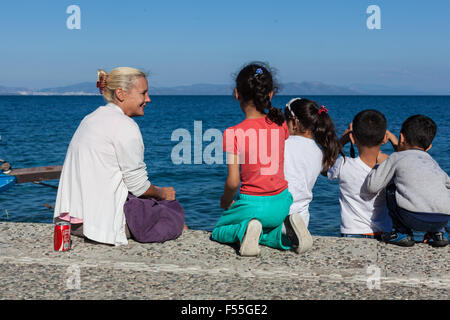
[0, 95, 449, 236]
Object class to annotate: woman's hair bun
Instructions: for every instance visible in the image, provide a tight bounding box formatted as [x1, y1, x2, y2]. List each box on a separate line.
[96, 67, 147, 102]
[96, 69, 108, 94]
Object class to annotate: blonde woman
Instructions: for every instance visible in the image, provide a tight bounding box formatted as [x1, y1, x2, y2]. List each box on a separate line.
[54, 67, 185, 246]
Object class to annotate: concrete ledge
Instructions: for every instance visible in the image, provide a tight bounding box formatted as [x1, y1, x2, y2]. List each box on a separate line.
[0, 222, 448, 299]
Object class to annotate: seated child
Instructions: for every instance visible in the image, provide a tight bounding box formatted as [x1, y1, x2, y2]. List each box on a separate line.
[212, 63, 312, 256]
[283, 98, 341, 228]
[365, 115, 450, 247]
[328, 109, 395, 238]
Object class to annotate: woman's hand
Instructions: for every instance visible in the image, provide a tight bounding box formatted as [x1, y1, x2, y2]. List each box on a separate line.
[158, 187, 176, 200]
[141, 185, 175, 200]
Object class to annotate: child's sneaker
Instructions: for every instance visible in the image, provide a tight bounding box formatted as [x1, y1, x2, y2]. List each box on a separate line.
[239, 219, 262, 256]
[381, 231, 415, 247]
[423, 232, 449, 247]
[284, 213, 313, 254]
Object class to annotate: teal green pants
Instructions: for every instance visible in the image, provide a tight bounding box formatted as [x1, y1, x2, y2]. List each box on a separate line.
[212, 189, 293, 250]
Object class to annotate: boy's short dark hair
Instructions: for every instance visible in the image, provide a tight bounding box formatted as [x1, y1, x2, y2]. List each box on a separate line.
[352, 109, 387, 147]
[400, 115, 437, 150]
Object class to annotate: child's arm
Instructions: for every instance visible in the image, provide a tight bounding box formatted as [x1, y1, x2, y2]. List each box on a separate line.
[365, 154, 398, 193]
[339, 123, 353, 147]
[220, 153, 240, 210]
[376, 151, 389, 164]
[446, 173, 450, 190]
[327, 156, 344, 181]
[385, 130, 399, 151]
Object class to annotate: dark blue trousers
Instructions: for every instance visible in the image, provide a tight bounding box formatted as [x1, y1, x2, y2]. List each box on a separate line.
[386, 184, 450, 234]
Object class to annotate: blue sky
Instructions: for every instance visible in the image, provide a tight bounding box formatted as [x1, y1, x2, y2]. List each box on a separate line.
[1, 0, 450, 92]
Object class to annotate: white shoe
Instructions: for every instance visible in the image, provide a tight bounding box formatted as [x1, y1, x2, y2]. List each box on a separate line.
[284, 213, 313, 254]
[239, 219, 262, 256]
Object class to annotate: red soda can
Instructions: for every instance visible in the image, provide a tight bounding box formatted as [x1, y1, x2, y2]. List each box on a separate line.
[54, 222, 71, 251]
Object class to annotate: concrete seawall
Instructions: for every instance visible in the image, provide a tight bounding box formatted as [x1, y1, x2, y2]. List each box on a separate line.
[0, 222, 448, 300]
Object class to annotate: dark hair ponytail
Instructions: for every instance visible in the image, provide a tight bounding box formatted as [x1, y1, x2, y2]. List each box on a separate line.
[235, 62, 284, 126]
[284, 98, 341, 172]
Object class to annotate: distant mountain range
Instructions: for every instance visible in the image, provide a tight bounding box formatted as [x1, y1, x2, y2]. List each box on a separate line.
[0, 83, 99, 96]
[150, 82, 362, 95]
[0, 82, 446, 96]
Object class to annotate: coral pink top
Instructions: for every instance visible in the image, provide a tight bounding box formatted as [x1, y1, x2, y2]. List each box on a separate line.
[223, 116, 289, 196]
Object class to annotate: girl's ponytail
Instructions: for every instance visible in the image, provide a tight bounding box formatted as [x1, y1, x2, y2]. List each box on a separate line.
[313, 108, 341, 172]
[267, 104, 285, 126]
[235, 62, 284, 126]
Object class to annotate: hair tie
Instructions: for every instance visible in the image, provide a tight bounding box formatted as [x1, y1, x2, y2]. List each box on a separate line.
[286, 98, 302, 118]
[96, 70, 108, 94]
[318, 105, 328, 115]
[254, 68, 263, 77]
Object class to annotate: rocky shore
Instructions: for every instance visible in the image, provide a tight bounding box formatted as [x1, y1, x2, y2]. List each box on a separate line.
[0, 222, 448, 300]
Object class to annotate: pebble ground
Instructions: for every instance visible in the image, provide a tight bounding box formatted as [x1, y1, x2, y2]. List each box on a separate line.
[0, 222, 448, 300]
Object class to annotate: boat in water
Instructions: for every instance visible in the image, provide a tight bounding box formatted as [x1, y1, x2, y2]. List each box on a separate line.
[1, 135, 61, 194]
[0, 172, 16, 192]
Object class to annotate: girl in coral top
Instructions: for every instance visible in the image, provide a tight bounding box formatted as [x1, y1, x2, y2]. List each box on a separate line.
[212, 63, 312, 256]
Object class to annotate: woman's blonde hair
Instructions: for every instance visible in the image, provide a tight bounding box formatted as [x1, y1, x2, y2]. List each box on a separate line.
[97, 67, 147, 102]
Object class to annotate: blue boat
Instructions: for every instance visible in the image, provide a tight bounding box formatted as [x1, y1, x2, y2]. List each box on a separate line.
[0, 172, 16, 192]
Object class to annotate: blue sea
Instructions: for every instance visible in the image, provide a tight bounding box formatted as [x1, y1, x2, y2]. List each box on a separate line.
[0, 95, 449, 237]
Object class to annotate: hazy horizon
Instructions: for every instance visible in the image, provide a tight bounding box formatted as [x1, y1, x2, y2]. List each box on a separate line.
[0, 81, 448, 96]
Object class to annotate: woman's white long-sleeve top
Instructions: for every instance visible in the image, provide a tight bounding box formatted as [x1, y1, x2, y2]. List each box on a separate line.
[54, 103, 151, 245]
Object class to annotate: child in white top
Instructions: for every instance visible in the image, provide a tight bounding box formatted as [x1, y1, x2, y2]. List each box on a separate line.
[284, 98, 341, 227]
[328, 109, 395, 237]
